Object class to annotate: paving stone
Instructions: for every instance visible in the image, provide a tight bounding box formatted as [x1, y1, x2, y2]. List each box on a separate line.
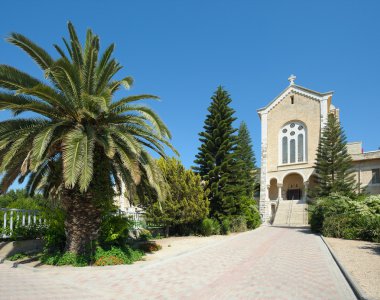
[0, 226, 356, 299]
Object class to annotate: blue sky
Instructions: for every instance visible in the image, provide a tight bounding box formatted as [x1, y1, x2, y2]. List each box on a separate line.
[1, 1, 379, 189]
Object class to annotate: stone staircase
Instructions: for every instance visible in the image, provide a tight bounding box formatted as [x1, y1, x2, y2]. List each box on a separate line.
[272, 200, 309, 227]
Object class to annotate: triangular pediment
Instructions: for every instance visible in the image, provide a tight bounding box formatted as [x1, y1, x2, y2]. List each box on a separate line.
[257, 84, 333, 116]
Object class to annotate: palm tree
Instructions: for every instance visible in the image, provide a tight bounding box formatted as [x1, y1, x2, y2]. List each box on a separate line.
[0, 22, 175, 254]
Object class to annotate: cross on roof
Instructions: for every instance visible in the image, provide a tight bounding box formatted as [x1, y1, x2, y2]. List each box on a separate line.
[288, 74, 296, 85]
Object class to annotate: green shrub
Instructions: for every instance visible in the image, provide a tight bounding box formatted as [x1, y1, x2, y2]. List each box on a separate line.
[309, 193, 380, 242]
[40, 251, 89, 267]
[221, 219, 231, 235]
[8, 253, 28, 261]
[243, 204, 261, 229]
[94, 246, 143, 266]
[229, 215, 247, 233]
[42, 208, 66, 252]
[41, 246, 144, 267]
[199, 218, 220, 236]
[98, 213, 133, 247]
[138, 241, 162, 253]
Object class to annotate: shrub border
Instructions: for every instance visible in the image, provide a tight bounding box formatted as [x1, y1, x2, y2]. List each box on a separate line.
[320, 235, 371, 300]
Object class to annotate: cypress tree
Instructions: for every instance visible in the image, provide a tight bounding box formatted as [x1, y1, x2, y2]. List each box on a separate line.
[193, 86, 241, 219]
[236, 121, 258, 198]
[313, 113, 355, 197]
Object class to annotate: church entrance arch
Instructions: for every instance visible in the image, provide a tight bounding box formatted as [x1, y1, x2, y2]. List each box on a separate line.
[283, 173, 304, 200]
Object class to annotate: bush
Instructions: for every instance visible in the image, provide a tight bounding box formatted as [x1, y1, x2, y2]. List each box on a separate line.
[199, 218, 220, 236]
[98, 213, 134, 247]
[309, 193, 380, 242]
[229, 215, 247, 233]
[40, 251, 89, 267]
[41, 246, 144, 267]
[221, 219, 231, 235]
[94, 246, 144, 266]
[243, 204, 261, 229]
[138, 241, 162, 253]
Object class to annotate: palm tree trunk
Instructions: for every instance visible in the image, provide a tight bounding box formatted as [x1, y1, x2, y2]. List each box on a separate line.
[61, 188, 102, 255]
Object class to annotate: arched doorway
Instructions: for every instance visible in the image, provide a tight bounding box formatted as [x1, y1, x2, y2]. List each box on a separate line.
[283, 173, 304, 200]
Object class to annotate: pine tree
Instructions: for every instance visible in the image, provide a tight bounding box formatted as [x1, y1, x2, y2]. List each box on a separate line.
[193, 86, 241, 219]
[313, 113, 355, 197]
[236, 121, 258, 198]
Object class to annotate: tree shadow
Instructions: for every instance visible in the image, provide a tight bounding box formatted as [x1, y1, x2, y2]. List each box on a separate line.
[359, 244, 380, 256]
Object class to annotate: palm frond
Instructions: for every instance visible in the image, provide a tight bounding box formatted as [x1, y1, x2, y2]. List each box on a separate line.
[62, 128, 86, 188]
[7, 33, 54, 70]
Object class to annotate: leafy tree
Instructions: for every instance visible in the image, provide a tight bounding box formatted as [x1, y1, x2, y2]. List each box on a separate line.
[313, 113, 355, 197]
[193, 86, 242, 219]
[146, 158, 209, 236]
[0, 22, 174, 254]
[236, 121, 258, 198]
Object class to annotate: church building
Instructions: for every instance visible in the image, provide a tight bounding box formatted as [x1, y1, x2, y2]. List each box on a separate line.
[257, 76, 380, 223]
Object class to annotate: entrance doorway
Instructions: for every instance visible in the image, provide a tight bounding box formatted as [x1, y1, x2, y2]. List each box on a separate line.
[286, 189, 302, 200]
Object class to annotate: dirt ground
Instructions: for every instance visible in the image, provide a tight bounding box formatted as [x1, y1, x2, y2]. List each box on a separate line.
[325, 237, 380, 300]
[138, 234, 232, 263]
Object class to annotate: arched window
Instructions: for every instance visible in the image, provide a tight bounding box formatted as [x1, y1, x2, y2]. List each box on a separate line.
[279, 122, 307, 164]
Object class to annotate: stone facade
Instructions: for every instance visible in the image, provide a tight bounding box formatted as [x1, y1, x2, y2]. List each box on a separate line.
[257, 76, 380, 222]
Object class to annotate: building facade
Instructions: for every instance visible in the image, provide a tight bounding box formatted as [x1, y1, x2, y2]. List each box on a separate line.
[257, 76, 380, 222]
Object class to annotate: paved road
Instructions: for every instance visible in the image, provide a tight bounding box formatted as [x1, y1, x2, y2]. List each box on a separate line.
[0, 226, 356, 300]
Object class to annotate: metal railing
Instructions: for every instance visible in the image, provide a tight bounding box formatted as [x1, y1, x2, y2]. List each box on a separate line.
[117, 209, 146, 230]
[0, 208, 44, 238]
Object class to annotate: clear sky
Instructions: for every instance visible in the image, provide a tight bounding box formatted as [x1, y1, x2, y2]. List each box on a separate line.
[1, 0, 379, 189]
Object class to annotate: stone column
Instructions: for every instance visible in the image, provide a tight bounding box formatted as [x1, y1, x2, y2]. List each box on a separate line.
[259, 112, 269, 222]
[277, 183, 283, 201]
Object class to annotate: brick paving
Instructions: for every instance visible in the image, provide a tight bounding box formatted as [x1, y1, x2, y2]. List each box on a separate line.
[0, 226, 356, 300]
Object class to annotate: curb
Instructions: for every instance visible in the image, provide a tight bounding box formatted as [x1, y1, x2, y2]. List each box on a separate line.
[320, 235, 373, 300]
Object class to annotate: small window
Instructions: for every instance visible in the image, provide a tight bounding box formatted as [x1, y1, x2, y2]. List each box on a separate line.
[291, 96, 294, 104]
[372, 169, 380, 184]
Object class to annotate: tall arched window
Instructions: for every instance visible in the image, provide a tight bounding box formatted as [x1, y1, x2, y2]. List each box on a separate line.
[279, 122, 307, 164]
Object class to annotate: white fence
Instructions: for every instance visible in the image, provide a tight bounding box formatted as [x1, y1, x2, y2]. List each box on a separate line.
[1, 207, 146, 239]
[0, 208, 44, 238]
[118, 209, 146, 230]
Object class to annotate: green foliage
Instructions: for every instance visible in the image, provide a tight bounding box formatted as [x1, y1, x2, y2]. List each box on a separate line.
[41, 246, 144, 267]
[0, 189, 45, 210]
[40, 251, 89, 267]
[199, 218, 220, 236]
[313, 114, 356, 197]
[0, 22, 175, 254]
[309, 194, 380, 242]
[146, 158, 209, 233]
[9, 223, 47, 241]
[42, 207, 66, 252]
[194, 87, 244, 219]
[221, 218, 231, 235]
[242, 199, 261, 230]
[236, 122, 258, 198]
[94, 246, 143, 266]
[229, 215, 247, 233]
[8, 252, 29, 261]
[98, 213, 133, 247]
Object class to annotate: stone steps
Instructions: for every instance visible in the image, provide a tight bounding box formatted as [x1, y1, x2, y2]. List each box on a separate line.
[272, 200, 308, 227]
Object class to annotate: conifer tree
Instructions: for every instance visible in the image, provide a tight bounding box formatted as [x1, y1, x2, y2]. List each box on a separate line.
[313, 113, 355, 197]
[236, 121, 258, 198]
[193, 86, 241, 219]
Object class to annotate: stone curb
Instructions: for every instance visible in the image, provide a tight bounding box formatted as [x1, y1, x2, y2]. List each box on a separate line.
[320, 235, 373, 300]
